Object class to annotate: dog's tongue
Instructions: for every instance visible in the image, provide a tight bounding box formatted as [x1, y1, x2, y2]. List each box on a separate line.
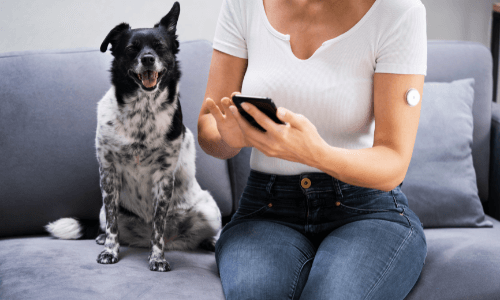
[140, 70, 158, 88]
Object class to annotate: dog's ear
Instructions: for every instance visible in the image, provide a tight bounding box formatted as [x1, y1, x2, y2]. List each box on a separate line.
[155, 1, 180, 34]
[100, 23, 131, 53]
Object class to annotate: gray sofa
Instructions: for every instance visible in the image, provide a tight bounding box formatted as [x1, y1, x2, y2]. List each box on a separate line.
[1, 39, 499, 300]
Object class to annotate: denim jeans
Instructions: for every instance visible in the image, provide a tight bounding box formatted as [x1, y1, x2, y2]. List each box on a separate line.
[215, 169, 427, 300]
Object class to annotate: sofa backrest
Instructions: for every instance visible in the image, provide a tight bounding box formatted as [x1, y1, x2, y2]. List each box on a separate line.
[0, 40, 494, 238]
[0, 40, 233, 238]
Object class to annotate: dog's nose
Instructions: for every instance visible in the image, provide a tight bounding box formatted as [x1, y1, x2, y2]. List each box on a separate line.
[141, 54, 155, 67]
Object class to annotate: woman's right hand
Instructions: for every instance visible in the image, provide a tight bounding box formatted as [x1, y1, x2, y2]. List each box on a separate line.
[206, 91, 252, 149]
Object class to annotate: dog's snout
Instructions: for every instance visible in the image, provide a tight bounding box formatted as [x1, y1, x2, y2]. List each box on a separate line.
[141, 54, 155, 67]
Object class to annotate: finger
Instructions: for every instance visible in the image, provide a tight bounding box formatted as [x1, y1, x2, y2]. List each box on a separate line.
[222, 97, 237, 116]
[276, 107, 306, 131]
[206, 98, 225, 122]
[228, 105, 245, 128]
[230, 91, 241, 105]
[221, 97, 231, 108]
[229, 104, 278, 154]
[222, 99, 240, 124]
[229, 105, 259, 135]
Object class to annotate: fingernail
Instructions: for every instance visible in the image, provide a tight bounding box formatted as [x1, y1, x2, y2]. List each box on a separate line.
[278, 108, 286, 117]
[241, 103, 249, 110]
[229, 106, 236, 113]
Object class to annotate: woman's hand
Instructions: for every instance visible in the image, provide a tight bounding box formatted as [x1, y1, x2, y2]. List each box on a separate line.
[205, 91, 252, 149]
[228, 101, 329, 166]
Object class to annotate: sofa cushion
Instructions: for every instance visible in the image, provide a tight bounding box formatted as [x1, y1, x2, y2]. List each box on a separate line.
[402, 78, 492, 228]
[405, 215, 500, 300]
[0, 236, 224, 300]
[425, 41, 492, 204]
[1, 216, 500, 300]
[0, 41, 233, 238]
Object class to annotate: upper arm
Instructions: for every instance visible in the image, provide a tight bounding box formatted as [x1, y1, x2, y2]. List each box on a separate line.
[372, 73, 424, 182]
[372, 3, 426, 185]
[198, 49, 248, 124]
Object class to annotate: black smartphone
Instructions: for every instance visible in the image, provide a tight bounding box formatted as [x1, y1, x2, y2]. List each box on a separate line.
[232, 95, 285, 132]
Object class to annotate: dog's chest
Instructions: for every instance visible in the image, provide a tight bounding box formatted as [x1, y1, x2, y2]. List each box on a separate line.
[117, 90, 175, 149]
[117, 162, 156, 221]
[97, 89, 177, 153]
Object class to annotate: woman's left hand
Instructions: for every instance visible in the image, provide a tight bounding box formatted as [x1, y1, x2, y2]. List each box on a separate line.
[228, 103, 328, 166]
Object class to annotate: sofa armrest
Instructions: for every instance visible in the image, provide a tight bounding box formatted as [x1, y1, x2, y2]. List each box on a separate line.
[487, 101, 500, 221]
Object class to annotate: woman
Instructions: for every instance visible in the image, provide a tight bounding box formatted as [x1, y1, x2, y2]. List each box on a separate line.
[198, 0, 427, 299]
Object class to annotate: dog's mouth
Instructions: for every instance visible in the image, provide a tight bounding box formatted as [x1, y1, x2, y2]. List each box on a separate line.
[129, 70, 165, 91]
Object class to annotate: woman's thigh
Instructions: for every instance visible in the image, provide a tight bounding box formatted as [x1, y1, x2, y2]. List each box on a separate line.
[215, 219, 316, 300]
[300, 218, 427, 300]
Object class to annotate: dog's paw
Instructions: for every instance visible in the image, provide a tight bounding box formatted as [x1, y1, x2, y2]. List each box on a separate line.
[97, 251, 118, 264]
[199, 237, 216, 252]
[149, 257, 171, 272]
[95, 234, 106, 245]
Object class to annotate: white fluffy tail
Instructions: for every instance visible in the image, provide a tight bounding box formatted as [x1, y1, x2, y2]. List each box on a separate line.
[45, 217, 83, 239]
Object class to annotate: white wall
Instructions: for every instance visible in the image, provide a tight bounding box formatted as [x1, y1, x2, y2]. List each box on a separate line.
[0, 0, 223, 53]
[424, 0, 497, 47]
[0, 0, 498, 54]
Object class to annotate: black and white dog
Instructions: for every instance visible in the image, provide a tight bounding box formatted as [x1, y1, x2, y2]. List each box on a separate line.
[45, 2, 221, 272]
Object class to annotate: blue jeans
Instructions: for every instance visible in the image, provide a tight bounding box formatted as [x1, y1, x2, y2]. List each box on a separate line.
[215, 169, 427, 300]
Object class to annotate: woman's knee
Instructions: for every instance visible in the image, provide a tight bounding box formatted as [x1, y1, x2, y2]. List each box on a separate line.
[300, 219, 426, 300]
[215, 220, 315, 300]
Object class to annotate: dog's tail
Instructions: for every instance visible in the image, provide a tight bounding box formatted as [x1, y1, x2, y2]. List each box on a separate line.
[45, 218, 101, 240]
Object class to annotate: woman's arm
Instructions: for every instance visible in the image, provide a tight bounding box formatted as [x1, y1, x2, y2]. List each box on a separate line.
[227, 72, 424, 192]
[309, 73, 425, 192]
[197, 49, 248, 160]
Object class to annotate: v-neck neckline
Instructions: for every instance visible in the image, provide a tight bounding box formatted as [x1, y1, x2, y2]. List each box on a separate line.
[259, 0, 381, 62]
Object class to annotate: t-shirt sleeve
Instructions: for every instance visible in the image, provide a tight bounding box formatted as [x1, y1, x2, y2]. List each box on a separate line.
[375, 4, 427, 75]
[212, 0, 248, 59]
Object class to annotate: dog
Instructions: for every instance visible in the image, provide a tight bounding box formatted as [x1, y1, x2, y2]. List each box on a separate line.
[45, 1, 222, 272]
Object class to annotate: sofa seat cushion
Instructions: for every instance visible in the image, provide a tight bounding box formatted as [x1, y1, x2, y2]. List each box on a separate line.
[1, 216, 499, 300]
[0, 237, 224, 300]
[406, 215, 500, 300]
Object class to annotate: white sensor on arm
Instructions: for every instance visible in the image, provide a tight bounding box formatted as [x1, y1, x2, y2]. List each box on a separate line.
[405, 88, 420, 107]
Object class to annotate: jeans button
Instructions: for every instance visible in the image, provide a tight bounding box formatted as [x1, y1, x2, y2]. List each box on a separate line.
[301, 178, 311, 188]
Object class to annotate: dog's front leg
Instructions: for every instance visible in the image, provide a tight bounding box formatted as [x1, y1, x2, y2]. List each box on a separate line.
[148, 172, 176, 272]
[96, 161, 121, 264]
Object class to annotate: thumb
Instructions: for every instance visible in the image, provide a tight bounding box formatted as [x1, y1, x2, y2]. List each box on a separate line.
[277, 107, 304, 130]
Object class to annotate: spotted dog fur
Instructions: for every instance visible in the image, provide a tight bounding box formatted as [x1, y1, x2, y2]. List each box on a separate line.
[45, 2, 221, 272]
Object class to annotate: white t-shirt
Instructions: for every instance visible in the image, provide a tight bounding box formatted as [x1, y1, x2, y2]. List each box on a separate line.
[213, 0, 427, 175]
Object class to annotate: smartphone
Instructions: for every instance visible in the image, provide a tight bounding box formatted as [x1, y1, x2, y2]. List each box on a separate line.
[232, 95, 285, 132]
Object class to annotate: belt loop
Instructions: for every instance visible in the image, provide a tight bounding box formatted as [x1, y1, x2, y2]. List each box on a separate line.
[332, 176, 343, 198]
[266, 174, 276, 196]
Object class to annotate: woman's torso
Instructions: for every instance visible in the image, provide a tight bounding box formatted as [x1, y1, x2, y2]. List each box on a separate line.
[215, 0, 426, 175]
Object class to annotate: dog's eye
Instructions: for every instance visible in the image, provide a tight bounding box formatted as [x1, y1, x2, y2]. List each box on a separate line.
[153, 42, 167, 50]
[126, 47, 139, 55]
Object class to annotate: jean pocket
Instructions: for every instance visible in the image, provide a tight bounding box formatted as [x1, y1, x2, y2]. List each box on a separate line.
[231, 203, 273, 221]
[339, 185, 388, 199]
[335, 192, 400, 214]
[232, 184, 273, 221]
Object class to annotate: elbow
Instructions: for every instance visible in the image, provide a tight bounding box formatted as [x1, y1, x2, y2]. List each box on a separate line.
[197, 121, 210, 155]
[380, 178, 403, 192]
[381, 181, 403, 193]
[381, 152, 408, 192]
[386, 170, 408, 193]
